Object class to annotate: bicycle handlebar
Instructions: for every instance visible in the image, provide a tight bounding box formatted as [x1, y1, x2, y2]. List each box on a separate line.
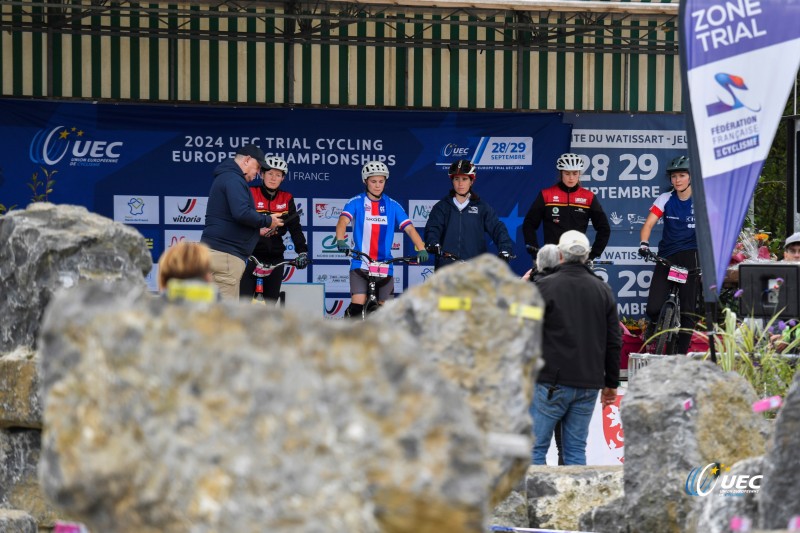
[249, 256, 310, 277]
[641, 250, 701, 274]
[344, 249, 419, 265]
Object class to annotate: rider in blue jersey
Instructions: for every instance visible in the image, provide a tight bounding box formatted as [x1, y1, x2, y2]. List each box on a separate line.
[638, 155, 699, 354]
[335, 161, 428, 318]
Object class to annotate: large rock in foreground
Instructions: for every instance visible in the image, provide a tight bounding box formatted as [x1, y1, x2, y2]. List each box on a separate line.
[39, 280, 509, 532]
[758, 370, 800, 529]
[376, 255, 543, 504]
[0, 428, 59, 527]
[0, 348, 41, 429]
[623, 357, 768, 533]
[0, 203, 151, 352]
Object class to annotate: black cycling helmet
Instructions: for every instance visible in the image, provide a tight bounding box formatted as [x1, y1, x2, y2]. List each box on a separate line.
[448, 160, 477, 180]
[666, 155, 690, 177]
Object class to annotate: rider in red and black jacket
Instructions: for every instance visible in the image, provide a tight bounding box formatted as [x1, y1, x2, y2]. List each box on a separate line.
[522, 153, 610, 261]
[239, 155, 308, 301]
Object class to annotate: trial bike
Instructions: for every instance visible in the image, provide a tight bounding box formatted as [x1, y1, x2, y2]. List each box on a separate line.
[248, 255, 310, 278]
[641, 249, 701, 355]
[341, 249, 418, 319]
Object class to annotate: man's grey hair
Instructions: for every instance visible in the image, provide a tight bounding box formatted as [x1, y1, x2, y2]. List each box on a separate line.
[561, 248, 589, 264]
[536, 244, 561, 271]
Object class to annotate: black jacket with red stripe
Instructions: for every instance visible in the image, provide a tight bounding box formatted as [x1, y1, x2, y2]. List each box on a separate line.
[522, 182, 610, 259]
[249, 185, 308, 260]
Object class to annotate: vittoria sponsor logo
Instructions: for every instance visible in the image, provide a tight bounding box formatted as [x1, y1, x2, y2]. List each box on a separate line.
[165, 197, 207, 225]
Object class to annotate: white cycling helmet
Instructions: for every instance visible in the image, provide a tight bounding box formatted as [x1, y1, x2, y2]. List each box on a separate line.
[556, 153, 585, 171]
[362, 160, 390, 182]
[264, 155, 288, 174]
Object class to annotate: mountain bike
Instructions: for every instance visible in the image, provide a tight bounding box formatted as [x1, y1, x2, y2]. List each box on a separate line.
[641, 249, 702, 355]
[341, 249, 418, 319]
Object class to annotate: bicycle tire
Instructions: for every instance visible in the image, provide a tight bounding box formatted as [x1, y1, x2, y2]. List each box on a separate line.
[654, 301, 677, 355]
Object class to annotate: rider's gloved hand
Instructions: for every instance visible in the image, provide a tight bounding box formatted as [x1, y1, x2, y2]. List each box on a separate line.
[526, 245, 539, 262]
[498, 251, 512, 263]
[415, 248, 429, 263]
[336, 239, 350, 253]
[638, 240, 650, 258]
[295, 252, 309, 269]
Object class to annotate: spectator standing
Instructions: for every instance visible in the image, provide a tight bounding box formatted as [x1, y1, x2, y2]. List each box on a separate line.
[424, 160, 514, 268]
[522, 153, 610, 262]
[522, 244, 560, 282]
[783, 232, 800, 262]
[531, 230, 620, 465]
[239, 155, 309, 301]
[201, 144, 283, 300]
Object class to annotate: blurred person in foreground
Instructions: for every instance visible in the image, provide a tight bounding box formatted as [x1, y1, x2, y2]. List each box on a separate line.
[157, 241, 217, 302]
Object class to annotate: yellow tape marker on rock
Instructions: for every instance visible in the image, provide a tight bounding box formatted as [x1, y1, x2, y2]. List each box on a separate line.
[509, 303, 543, 321]
[438, 296, 472, 311]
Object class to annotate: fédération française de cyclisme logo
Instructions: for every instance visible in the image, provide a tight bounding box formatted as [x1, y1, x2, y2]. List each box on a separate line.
[685, 462, 763, 497]
[705, 73, 761, 118]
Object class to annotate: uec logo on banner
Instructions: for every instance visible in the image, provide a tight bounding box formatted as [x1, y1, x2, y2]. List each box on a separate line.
[30, 126, 123, 166]
[441, 143, 470, 157]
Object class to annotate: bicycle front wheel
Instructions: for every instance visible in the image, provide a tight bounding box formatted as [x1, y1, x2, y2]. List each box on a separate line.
[654, 301, 677, 355]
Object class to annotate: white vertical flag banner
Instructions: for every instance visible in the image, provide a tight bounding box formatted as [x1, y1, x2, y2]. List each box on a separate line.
[680, 0, 800, 295]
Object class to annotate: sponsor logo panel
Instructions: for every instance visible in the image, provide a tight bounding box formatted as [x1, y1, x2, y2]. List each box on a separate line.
[325, 297, 349, 319]
[164, 196, 208, 225]
[313, 264, 351, 293]
[281, 231, 308, 260]
[164, 229, 204, 248]
[409, 200, 438, 228]
[293, 198, 308, 227]
[312, 198, 347, 226]
[313, 231, 349, 261]
[145, 265, 159, 293]
[408, 265, 436, 288]
[114, 195, 160, 224]
[281, 265, 308, 284]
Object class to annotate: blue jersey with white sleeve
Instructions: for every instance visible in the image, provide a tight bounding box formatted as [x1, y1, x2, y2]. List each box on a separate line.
[650, 191, 697, 257]
[341, 193, 412, 276]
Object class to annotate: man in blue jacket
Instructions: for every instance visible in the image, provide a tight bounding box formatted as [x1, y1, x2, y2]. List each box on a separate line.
[201, 144, 283, 300]
[423, 160, 514, 268]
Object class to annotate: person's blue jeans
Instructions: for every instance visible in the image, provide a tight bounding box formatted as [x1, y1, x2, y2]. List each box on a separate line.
[530, 383, 599, 465]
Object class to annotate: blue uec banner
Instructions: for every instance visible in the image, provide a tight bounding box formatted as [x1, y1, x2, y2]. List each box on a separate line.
[1, 99, 688, 318]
